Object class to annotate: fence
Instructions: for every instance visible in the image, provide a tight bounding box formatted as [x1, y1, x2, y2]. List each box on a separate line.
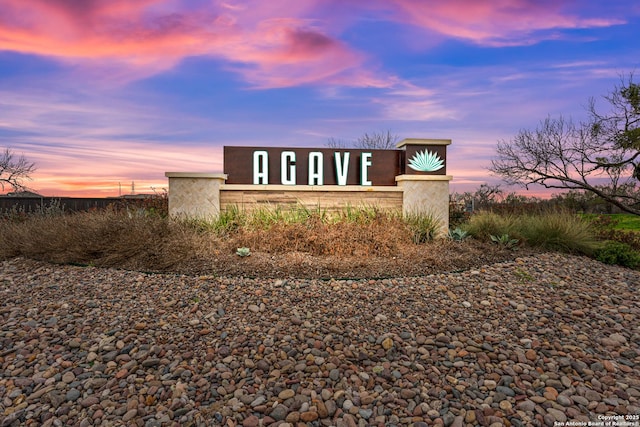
[0, 197, 155, 213]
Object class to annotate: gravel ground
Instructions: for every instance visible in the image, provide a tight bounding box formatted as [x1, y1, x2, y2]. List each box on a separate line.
[1, 254, 639, 427]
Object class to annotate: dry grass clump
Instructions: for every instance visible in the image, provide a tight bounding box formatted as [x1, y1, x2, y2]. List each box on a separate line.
[218, 205, 444, 256]
[229, 215, 407, 257]
[0, 210, 195, 270]
[0, 205, 444, 274]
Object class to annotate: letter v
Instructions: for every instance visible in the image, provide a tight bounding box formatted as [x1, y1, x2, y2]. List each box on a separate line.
[334, 152, 350, 185]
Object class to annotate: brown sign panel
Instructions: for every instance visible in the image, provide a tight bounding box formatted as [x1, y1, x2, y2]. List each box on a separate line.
[223, 144, 447, 185]
[224, 147, 403, 186]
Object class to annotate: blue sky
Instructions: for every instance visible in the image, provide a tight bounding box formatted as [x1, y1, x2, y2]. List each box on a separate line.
[1, 0, 639, 196]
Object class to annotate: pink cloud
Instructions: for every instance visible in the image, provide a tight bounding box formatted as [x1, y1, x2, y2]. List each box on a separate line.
[225, 18, 391, 88]
[1, 0, 623, 88]
[0, 0, 388, 88]
[389, 0, 625, 46]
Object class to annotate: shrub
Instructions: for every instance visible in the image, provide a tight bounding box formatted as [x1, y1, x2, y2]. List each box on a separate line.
[0, 209, 189, 269]
[140, 191, 169, 218]
[0, 198, 66, 222]
[449, 201, 470, 228]
[404, 212, 441, 243]
[463, 211, 519, 241]
[594, 241, 640, 269]
[518, 211, 599, 255]
[596, 229, 640, 251]
[0, 204, 29, 223]
[211, 205, 246, 234]
[234, 211, 406, 257]
[583, 214, 620, 230]
[335, 204, 387, 224]
[464, 210, 599, 254]
[582, 214, 640, 250]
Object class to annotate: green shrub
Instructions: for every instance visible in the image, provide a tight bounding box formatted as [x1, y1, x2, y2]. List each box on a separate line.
[583, 214, 640, 251]
[597, 229, 640, 250]
[463, 211, 519, 240]
[463, 210, 599, 255]
[211, 205, 246, 234]
[404, 212, 441, 243]
[518, 211, 599, 255]
[594, 241, 640, 269]
[336, 204, 388, 224]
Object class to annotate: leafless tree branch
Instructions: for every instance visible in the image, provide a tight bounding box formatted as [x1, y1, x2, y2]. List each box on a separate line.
[490, 74, 640, 215]
[1, 148, 36, 193]
[326, 130, 399, 150]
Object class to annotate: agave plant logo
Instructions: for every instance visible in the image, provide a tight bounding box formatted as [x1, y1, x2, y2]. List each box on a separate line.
[408, 150, 444, 172]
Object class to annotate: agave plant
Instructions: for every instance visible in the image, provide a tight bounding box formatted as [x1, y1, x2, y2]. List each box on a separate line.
[490, 234, 519, 249]
[236, 247, 251, 257]
[448, 227, 469, 241]
[407, 150, 445, 172]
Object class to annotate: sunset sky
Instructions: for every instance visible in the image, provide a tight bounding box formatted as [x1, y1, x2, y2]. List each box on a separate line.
[1, 0, 639, 197]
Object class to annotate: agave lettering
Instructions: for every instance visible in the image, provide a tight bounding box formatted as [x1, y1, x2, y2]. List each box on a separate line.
[408, 150, 444, 172]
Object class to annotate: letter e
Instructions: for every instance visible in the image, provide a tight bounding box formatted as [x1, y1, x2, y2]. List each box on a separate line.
[361, 152, 372, 186]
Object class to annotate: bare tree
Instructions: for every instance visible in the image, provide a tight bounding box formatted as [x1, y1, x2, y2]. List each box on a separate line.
[1, 148, 36, 193]
[326, 137, 350, 149]
[326, 130, 400, 150]
[355, 130, 399, 150]
[490, 74, 640, 215]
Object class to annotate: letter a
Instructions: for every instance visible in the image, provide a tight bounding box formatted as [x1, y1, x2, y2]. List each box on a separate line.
[253, 150, 268, 184]
[308, 152, 324, 185]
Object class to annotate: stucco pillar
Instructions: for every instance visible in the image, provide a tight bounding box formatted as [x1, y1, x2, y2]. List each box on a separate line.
[396, 175, 452, 236]
[165, 173, 227, 220]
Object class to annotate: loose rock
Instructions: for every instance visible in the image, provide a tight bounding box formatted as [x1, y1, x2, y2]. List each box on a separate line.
[0, 255, 637, 426]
